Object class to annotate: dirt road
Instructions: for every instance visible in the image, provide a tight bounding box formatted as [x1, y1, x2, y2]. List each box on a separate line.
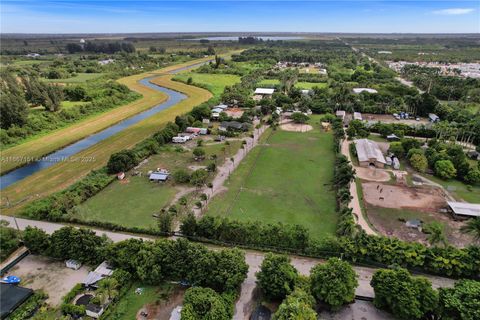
[191, 122, 268, 219]
[340, 139, 377, 235]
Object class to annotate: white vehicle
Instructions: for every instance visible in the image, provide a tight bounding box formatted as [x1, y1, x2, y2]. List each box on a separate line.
[172, 136, 188, 143]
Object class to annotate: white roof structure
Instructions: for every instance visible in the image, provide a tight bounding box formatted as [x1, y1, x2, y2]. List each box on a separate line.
[336, 110, 346, 117]
[254, 88, 275, 95]
[150, 172, 169, 181]
[353, 112, 362, 121]
[213, 104, 228, 109]
[211, 108, 224, 113]
[83, 262, 114, 286]
[447, 201, 480, 217]
[353, 88, 378, 94]
[354, 139, 386, 164]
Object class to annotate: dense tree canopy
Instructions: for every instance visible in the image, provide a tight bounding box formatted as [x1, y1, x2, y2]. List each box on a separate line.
[256, 253, 298, 301]
[310, 258, 358, 310]
[371, 268, 438, 320]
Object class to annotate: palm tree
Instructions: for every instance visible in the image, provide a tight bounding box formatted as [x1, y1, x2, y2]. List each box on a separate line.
[96, 278, 119, 303]
[424, 222, 448, 247]
[460, 218, 480, 243]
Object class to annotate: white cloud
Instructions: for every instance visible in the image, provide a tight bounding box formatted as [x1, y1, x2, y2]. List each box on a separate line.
[433, 8, 475, 15]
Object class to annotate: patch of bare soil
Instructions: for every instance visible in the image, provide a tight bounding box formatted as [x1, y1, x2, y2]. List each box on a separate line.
[6, 255, 89, 306]
[367, 204, 474, 248]
[279, 120, 313, 132]
[362, 182, 446, 212]
[140, 287, 186, 320]
[355, 167, 390, 182]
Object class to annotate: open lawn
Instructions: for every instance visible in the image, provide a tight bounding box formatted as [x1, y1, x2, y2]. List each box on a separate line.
[105, 282, 178, 320]
[173, 72, 241, 97]
[1, 59, 216, 214]
[206, 116, 337, 239]
[366, 205, 472, 247]
[258, 79, 327, 90]
[43, 72, 105, 83]
[420, 173, 480, 203]
[75, 140, 241, 227]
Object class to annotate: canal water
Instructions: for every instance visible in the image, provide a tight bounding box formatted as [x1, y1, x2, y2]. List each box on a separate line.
[0, 63, 205, 189]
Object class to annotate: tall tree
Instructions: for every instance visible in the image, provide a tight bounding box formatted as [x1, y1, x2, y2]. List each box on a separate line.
[371, 268, 438, 320]
[256, 253, 298, 301]
[310, 258, 358, 310]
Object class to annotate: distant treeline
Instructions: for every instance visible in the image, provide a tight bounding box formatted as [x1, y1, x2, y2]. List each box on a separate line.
[66, 41, 136, 54]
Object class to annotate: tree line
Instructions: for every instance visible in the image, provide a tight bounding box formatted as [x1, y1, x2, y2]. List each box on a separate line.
[66, 41, 136, 54]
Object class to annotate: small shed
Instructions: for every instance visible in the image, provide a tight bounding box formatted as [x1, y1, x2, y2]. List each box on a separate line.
[353, 88, 378, 94]
[172, 136, 188, 143]
[353, 112, 362, 121]
[149, 172, 169, 182]
[428, 113, 440, 123]
[386, 134, 400, 141]
[335, 110, 346, 120]
[117, 172, 125, 180]
[405, 219, 422, 229]
[66, 259, 82, 270]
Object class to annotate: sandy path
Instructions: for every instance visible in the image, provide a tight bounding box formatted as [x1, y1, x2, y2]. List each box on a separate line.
[341, 139, 377, 235]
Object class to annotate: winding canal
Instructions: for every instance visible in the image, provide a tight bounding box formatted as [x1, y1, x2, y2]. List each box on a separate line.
[0, 62, 206, 189]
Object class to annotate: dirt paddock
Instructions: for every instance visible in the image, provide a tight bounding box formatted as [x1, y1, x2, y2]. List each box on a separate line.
[362, 182, 446, 211]
[6, 255, 89, 306]
[355, 167, 391, 182]
[139, 287, 186, 320]
[280, 120, 313, 132]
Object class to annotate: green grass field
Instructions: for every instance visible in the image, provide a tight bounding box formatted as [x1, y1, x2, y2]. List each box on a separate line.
[420, 173, 480, 203]
[106, 283, 176, 320]
[43, 73, 105, 83]
[258, 79, 327, 90]
[207, 117, 337, 239]
[75, 141, 242, 227]
[173, 72, 241, 97]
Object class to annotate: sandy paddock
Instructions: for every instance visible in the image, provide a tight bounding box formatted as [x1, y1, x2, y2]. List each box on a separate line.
[280, 120, 313, 132]
[355, 167, 391, 182]
[6, 255, 89, 306]
[362, 182, 446, 212]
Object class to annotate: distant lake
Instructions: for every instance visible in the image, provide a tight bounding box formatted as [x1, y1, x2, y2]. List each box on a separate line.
[182, 36, 304, 41]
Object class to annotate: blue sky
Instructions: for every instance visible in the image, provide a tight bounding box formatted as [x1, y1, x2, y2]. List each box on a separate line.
[1, 1, 479, 33]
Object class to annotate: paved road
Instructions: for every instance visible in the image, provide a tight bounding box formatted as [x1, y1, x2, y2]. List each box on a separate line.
[340, 138, 377, 235]
[1, 215, 456, 319]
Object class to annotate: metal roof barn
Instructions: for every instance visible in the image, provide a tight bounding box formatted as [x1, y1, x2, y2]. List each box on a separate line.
[447, 201, 480, 217]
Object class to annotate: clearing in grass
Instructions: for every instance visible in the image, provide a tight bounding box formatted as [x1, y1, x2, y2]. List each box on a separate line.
[258, 79, 327, 90]
[173, 72, 241, 97]
[74, 140, 242, 227]
[105, 282, 183, 320]
[206, 116, 337, 239]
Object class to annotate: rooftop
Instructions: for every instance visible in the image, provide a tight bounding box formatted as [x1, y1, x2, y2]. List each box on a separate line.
[255, 88, 275, 95]
[447, 201, 480, 217]
[354, 139, 386, 164]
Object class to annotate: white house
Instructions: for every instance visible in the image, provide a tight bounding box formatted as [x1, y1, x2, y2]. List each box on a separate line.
[65, 259, 82, 270]
[353, 88, 378, 94]
[353, 112, 362, 121]
[172, 136, 188, 143]
[253, 88, 275, 101]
